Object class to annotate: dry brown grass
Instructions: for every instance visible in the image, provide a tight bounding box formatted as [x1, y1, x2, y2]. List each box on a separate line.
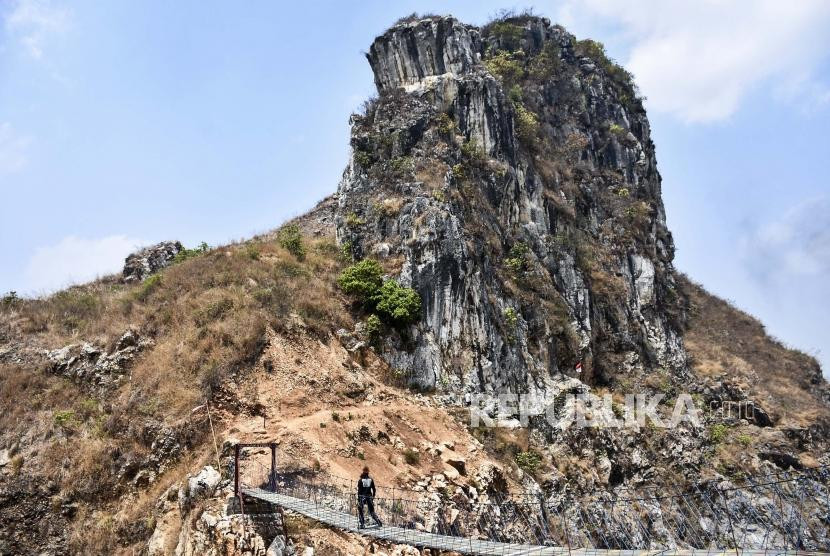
[0, 231, 353, 552]
[680, 274, 829, 428]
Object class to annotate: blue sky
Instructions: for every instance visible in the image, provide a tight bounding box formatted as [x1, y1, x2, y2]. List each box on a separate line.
[1, 1, 828, 374]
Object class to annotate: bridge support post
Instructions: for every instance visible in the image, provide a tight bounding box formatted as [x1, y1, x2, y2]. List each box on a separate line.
[269, 442, 277, 492]
[234, 443, 240, 497]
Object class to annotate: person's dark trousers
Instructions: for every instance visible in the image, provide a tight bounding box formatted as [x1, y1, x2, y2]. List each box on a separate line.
[358, 495, 382, 527]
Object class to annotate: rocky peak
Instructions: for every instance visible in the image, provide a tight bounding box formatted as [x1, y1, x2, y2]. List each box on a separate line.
[339, 13, 687, 396]
[367, 16, 483, 92]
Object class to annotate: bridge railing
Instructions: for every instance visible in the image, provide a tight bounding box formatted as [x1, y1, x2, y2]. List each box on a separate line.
[235, 449, 830, 551]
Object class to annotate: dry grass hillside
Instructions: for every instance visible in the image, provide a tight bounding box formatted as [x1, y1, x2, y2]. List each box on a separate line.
[1, 208, 828, 554]
[0, 209, 528, 554]
[0, 221, 356, 553]
[680, 274, 830, 472]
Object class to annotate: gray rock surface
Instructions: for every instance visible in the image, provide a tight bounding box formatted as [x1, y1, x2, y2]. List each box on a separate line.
[338, 15, 688, 396]
[123, 241, 183, 282]
[45, 329, 151, 391]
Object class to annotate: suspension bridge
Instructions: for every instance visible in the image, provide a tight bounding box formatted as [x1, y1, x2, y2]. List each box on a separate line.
[233, 443, 830, 555]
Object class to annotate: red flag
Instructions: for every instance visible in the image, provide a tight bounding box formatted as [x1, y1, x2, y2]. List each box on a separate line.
[575, 362, 582, 373]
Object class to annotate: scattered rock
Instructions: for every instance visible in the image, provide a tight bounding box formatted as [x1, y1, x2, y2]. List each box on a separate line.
[122, 241, 183, 282]
[178, 466, 221, 513]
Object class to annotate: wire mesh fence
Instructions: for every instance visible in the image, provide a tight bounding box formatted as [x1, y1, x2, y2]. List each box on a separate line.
[235, 449, 830, 552]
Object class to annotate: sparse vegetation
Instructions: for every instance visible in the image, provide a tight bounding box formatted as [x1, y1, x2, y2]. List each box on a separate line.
[173, 241, 209, 264]
[503, 307, 519, 341]
[278, 224, 306, 260]
[504, 242, 530, 274]
[403, 448, 420, 465]
[365, 314, 383, 345]
[515, 450, 542, 473]
[1, 290, 19, 307]
[345, 212, 365, 229]
[484, 49, 525, 86]
[710, 423, 729, 444]
[53, 410, 78, 431]
[135, 274, 162, 302]
[513, 103, 539, 144]
[435, 113, 457, 135]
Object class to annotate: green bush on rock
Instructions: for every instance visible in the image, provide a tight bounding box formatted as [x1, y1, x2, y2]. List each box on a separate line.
[338, 259, 422, 331]
[338, 259, 384, 300]
[373, 280, 421, 326]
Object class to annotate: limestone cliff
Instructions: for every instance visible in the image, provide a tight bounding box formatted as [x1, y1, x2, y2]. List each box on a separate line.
[337, 15, 686, 397]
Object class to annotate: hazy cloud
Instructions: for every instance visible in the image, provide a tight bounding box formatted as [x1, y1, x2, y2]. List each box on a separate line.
[4, 0, 70, 59]
[557, 0, 830, 122]
[0, 122, 33, 175]
[741, 197, 830, 282]
[22, 235, 146, 294]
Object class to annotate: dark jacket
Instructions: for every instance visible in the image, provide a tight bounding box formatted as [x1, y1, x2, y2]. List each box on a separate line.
[357, 474, 376, 497]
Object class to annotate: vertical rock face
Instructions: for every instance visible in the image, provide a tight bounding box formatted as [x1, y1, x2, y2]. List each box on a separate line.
[368, 17, 482, 91]
[337, 14, 687, 400]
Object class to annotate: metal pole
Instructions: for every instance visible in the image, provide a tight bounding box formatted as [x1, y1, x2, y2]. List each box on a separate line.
[270, 443, 277, 492]
[234, 444, 240, 497]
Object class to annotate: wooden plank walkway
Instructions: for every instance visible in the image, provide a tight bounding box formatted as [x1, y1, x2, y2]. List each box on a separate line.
[242, 488, 812, 556]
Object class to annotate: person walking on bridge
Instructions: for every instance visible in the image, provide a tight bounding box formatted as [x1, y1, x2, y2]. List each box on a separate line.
[356, 466, 383, 528]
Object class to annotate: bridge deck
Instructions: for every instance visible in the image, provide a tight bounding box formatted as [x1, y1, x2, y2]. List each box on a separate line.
[241, 488, 801, 556]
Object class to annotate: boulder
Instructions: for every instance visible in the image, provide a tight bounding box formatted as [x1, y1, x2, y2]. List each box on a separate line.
[442, 455, 466, 476]
[122, 241, 182, 282]
[179, 466, 221, 513]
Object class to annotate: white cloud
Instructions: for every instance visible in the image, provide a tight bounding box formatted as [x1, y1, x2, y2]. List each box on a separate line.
[0, 122, 33, 175]
[4, 0, 70, 59]
[740, 197, 830, 282]
[22, 235, 147, 294]
[557, 0, 830, 122]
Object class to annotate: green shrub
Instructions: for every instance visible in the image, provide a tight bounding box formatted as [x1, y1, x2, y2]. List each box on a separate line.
[353, 149, 372, 168]
[435, 113, 457, 135]
[366, 314, 383, 344]
[515, 450, 542, 473]
[507, 84, 523, 103]
[737, 434, 752, 447]
[373, 280, 421, 326]
[135, 274, 162, 302]
[528, 42, 560, 81]
[390, 156, 414, 176]
[173, 242, 209, 264]
[609, 123, 626, 137]
[486, 21, 524, 50]
[484, 50, 525, 85]
[339, 260, 421, 329]
[504, 242, 529, 274]
[503, 307, 519, 329]
[710, 423, 729, 443]
[338, 260, 383, 300]
[53, 410, 77, 430]
[461, 139, 486, 162]
[513, 103, 539, 144]
[278, 224, 306, 260]
[451, 164, 465, 180]
[403, 448, 420, 465]
[345, 212, 365, 229]
[1, 291, 19, 308]
[244, 244, 261, 260]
